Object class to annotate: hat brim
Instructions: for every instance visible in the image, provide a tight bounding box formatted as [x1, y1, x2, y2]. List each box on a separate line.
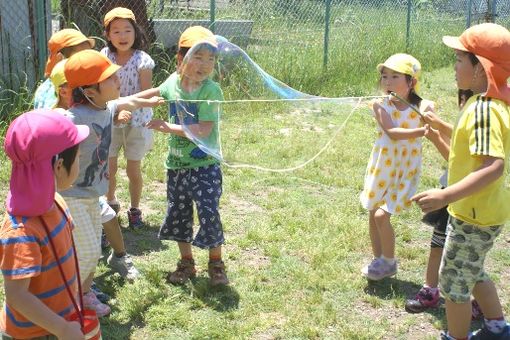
[97, 64, 122, 84]
[75, 124, 90, 145]
[442, 36, 469, 52]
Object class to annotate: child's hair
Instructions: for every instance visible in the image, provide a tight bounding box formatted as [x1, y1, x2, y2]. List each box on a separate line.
[405, 74, 423, 107]
[72, 85, 99, 105]
[51, 144, 80, 174]
[105, 18, 148, 52]
[60, 42, 88, 58]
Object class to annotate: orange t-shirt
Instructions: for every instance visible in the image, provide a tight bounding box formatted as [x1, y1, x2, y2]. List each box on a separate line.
[0, 194, 78, 338]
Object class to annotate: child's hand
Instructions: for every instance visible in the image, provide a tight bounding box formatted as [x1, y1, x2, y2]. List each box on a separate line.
[411, 189, 448, 213]
[145, 119, 171, 133]
[423, 124, 440, 142]
[422, 111, 442, 130]
[56, 320, 85, 340]
[116, 110, 132, 124]
[146, 96, 166, 107]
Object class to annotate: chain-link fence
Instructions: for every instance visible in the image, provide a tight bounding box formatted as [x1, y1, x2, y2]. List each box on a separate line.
[2, 0, 510, 96]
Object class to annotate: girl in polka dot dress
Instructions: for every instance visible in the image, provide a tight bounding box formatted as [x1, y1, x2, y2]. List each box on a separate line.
[360, 53, 436, 281]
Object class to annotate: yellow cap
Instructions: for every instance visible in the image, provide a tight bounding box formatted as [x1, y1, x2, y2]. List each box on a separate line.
[178, 26, 217, 49]
[50, 59, 68, 89]
[104, 7, 136, 28]
[377, 53, 421, 93]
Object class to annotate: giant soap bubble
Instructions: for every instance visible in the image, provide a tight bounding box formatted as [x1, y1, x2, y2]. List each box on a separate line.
[171, 35, 380, 172]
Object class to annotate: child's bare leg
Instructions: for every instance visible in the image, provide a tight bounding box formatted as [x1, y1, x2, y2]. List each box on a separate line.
[209, 246, 222, 261]
[103, 218, 126, 255]
[472, 280, 504, 319]
[373, 208, 394, 259]
[445, 300, 471, 339]
[177, 242, 193, 259]
[107, 156, 118, 202]
[83, 273, 95, 293]
[425, 247, 443, 287]
[369, 210, 382, 258]
[126, 160, 142, 208]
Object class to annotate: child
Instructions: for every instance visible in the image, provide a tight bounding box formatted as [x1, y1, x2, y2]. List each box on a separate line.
[360, 53, 435, 280]
[101, 7, 155, 229]
[412, 23, 510, 339]
[50, 59, 141, 283]
[61, 49, 162, 316]
[34, 28, 95, 109]
[143, 26, 229, 286]
[1, 110, 89, 339]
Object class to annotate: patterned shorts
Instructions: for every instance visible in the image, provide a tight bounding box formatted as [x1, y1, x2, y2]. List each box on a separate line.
[158, 164, 224, 249]
[65, 197, 103, 281]
[439, 217, 502, 303]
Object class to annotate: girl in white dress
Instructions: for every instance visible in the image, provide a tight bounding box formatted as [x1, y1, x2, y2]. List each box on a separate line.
[360, 53, 435, 280]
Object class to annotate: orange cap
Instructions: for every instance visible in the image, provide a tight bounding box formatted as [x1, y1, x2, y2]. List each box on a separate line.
[44, 29, 95, 77]
[64, 50, 121, 89]
[104, 7, 136, 28]
[443, 23, 510, 103]
[178, 26, 217, 49]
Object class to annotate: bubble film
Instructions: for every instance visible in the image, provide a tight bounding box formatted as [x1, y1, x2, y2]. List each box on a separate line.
[172, 36, 378, 172]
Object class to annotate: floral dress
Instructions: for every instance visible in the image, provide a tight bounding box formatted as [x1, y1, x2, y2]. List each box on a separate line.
[360, 97, 423, 214]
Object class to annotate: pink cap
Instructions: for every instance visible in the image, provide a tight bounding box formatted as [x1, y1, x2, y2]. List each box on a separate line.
[4, 109, 89, 216]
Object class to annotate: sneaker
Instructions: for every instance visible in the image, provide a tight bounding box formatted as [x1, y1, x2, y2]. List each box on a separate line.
[208, 260, 229, 286]
[362, 257, 397, 281]
[101, 230, 110, 250]
[107, 200, 120, 214]
[439, 331, 455, 340]
[90, 282, 110, 303]
[470, 323, 510, 339]
[405, 286, 440, 313]
[127, 208, 144, 229]
[471, 299, 484, 321]
[83, 291, 111, 317]
[107, 252, 140, 281]
[166, 259, 196, 285]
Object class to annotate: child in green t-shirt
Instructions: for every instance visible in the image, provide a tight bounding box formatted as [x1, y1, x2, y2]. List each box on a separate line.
[143, 26, 228, 286]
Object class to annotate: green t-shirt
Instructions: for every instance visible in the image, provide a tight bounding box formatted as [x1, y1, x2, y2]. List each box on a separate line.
[159, 72, 223, 169]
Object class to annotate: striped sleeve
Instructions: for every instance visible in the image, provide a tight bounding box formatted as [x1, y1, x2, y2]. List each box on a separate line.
[468, 96, 505, 159]
[0, 219, 42, 279]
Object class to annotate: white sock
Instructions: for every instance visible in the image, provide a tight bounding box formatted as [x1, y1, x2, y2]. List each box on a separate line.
[381, 255, 395, 265]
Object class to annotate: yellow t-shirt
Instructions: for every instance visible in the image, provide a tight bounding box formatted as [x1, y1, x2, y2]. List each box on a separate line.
[448, 95, 510, 226]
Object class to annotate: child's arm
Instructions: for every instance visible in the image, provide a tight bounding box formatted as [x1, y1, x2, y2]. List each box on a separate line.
[131, 87, 161, 99]
[373, 102, 426, 140]
[4, 278, 84, 339]
[139, 68, 153, 91]
[424, 124, 450, 161]
[116, 95, 165, 112]
[145, 119, 213, 139]
[422, 111, 453, 138]
[412, 155, 504, 212]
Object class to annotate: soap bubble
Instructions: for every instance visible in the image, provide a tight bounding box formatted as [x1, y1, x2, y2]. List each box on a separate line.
[170, 35, 377, 172]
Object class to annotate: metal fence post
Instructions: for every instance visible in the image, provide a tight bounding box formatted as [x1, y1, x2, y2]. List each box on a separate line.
[466, 0, 473, 27]
[323, 0, 331, 70]
[210, 0, 216, 33]
[406, 0, 411, 52]
[492, 0, 498, 22]
[35, 0, 48, 80]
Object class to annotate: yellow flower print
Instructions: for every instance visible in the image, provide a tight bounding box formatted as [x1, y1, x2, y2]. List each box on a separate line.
[395, 205, 402, 213]
[391, 193, 397, 201]
[392, 110, 401, 120]
[400, 121, 409, 128]
[377, 200, 385, 207]
[406, 160, 411, 168]
[409, 138, 416, 143]
[393, 148, 398, 156]
[399, 183, 405, 191]
[402, 148, 408, 157]
[404, 200, 412, 208]
[398, 170, 404, 178]
[390, 170, 396, 178]
[411, 148, 418, 157]
[381, 147, 388, 155]
[385, 158, 392, 167]
[374, 168, 381, 176]
[378, 180, 386, 189]
[369, 166, 375, 174]
[368, 191, 376, 199]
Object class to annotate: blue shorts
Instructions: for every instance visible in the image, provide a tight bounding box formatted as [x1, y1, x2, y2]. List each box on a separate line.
[158, 164, 224, 249]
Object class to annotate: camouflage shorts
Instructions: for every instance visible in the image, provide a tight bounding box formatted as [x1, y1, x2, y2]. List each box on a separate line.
[439, 217, 502, 303]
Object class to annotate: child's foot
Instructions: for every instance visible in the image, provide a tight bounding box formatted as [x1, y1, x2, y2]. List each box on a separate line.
[83, 291, 111, 317]
[361, 257, 397, 281]
[166, 259, 196, 285]
[127, 207, 144, 229]
[107, 199, 120, 214]
[90, 282, 110, 303]
[107, 251, 140, 281]
[470, 322, 510, 339]
[208, 260, 229, 286]
[405, 286, 440, 313]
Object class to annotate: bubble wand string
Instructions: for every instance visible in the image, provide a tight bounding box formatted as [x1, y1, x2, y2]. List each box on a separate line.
[389, 91, 424, 119]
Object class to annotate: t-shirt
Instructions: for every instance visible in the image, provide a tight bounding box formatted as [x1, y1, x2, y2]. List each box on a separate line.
[33, 78, 57, 109]
[448, 95, 510, 226]
[0, 194, 77, 338]
[101, 48, 155, 127]
[59, 102, 116, 198]
[158, 72, 223, 169]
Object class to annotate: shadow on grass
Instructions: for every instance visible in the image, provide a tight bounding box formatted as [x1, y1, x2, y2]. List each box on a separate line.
[178, 277, 240, 312]
[99, 317, 144, 340]
[114, 221, 169, 256]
